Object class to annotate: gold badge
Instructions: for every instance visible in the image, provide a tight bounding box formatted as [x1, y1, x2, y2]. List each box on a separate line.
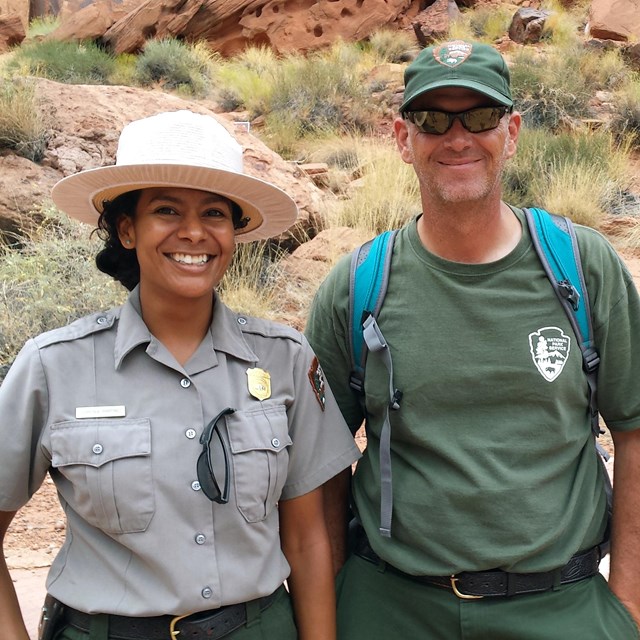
[247, 367, 271, 400]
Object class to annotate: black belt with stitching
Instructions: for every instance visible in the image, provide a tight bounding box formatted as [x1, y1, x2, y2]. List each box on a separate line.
[353, 527, 602, 598]
[49, 585, 282, 640]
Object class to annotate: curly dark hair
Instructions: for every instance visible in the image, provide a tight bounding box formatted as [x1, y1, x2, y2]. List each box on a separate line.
[93, 189, 249, 291]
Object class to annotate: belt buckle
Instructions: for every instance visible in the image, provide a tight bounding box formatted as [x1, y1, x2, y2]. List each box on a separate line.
[450, 575, 483, 600]
[169, 613, 189, 638]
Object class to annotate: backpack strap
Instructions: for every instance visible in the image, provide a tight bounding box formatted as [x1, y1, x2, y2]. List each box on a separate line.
[348, 229, 399, 537]
[525, 207, 610, 554]
[524, 207, 600, 439]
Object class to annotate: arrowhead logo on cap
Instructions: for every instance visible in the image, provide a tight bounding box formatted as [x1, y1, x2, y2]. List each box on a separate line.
[433, 40, 473, 67]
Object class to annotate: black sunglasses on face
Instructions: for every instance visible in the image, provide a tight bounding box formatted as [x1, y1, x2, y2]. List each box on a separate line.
[197, 407, 235, 503]
[403, 106, 511, 135]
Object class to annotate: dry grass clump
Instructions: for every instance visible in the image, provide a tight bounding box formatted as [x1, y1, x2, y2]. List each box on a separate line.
[0, 210, 126, 375]
[0, 80, 50, 161]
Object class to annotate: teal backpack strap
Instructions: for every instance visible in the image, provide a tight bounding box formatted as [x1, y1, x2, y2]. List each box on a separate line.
[348, 230, 398, 394]
[348, 229, 400, 538]
[524, 207, 600, 438]
[525, 207, 610, 554]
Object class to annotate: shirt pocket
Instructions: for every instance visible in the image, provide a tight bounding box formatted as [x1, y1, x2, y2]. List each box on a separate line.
[50, 418, 154, 534]
[226, 405, 292, 523]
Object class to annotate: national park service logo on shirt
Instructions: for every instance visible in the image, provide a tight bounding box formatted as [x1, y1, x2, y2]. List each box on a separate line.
[529, 327, 571, 382]
[433, 41, 473, 68]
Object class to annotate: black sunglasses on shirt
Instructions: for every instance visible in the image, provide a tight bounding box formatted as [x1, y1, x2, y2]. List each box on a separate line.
[197, 407, 234, 504]
[402, 105, 511, 135]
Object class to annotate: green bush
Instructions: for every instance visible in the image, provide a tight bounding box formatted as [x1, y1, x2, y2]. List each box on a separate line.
[0, 80, 49, 161]
[134, 39, 215, 97]
[610, 77, 640, 147]
[0, 209, 126, 375]
[262, 45, 378, 156]
[6, 39, 117, 84]
[502, 128, 632, 226]
[212, 46, 277, 114]
[27, 16, 60, 39]
[362, 29, 417, 64]
[510, 45, 593, 130]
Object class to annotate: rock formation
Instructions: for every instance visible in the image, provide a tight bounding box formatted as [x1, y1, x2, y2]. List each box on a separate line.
[588, 0, 640, 42]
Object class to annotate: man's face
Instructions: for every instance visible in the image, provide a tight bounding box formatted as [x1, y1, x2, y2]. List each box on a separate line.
[394, 87, 521, 208]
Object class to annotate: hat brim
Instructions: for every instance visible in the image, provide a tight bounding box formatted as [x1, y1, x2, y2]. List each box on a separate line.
[401, 79, 513, 111]
[51, 164, 299, 243]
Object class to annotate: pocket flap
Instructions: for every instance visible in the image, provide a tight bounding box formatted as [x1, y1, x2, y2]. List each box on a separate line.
[227, 406, 292, 454]
[51, 419, 151, 468]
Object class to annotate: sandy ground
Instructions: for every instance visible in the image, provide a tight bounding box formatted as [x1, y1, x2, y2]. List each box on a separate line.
[6, 256, 640, 639]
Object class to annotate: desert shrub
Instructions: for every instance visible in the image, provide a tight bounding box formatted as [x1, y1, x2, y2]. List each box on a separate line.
[0, 209, 126, 375]
[0, 80, 49, 161]
[609, 77, 640, 147]
[580, 47, 631, 91]
[212, 45, 277, 114]
[333, 137, 421, 234]
[510, 45, 593, 130]
[133, 39, 215, 97]
[262, 46, 378, 156]
[109, 53, 138, 86]
[362, 29, 417, 64]
[502, 128, 632, 226]
[218, 241, 285, 319]
[27, 16, 60, 38]
[462, 5, 513, 42]
[6, 39, 117, 84]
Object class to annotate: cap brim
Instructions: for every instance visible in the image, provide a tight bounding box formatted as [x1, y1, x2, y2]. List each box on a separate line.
[51, 164, 298, 242]
[401, 79, 513, 111]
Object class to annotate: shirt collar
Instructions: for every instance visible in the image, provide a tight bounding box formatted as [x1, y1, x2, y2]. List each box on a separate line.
[114, 287, 258, 370]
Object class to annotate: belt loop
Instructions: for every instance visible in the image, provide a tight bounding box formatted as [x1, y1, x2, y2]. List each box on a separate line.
[376, 558, 387, 574]
[552, 568, 563, 591]
[89, 613, 109, 640]
[506, 572, 517, 597]
[245, 598, 261, 629]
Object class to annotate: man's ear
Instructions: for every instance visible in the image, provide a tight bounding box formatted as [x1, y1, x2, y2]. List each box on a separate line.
[505, 111, 522, 160]
[394, 117, 414, 165]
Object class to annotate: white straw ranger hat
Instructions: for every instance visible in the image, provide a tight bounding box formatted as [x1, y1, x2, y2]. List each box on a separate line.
[51, 110, 298, 242]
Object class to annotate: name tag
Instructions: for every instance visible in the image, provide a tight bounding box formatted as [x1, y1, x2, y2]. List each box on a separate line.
[75, 405, 126, 419]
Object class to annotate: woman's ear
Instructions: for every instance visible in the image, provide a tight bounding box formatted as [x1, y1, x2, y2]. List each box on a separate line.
[117, 216, 135, 249]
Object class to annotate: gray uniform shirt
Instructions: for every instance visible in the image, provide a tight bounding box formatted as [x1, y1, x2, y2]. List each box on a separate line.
[0, 288, 360, 616]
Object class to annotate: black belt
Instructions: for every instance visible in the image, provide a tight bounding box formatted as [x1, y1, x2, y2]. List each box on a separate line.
[354, 528, 602, 599]
[49, 585, 282, 640]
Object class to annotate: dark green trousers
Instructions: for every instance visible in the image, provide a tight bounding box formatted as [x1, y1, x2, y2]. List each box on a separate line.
[337, 554, 639, 640]
[52, 586, 297, 640]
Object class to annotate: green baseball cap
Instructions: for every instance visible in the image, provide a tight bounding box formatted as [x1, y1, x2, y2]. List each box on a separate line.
[400, 40, 513, 112]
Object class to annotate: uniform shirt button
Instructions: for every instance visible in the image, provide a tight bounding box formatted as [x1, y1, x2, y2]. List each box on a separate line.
[180, 378, 191, 388]
[191, 481, 201, 491]
[195, 534, 206, 545]
[96, 316, 108, 325]
[271, 438, 280, 448]
[185, 429, 197, 439]
[237, 317, 247, 326]
[201, 587, 213, 599]
[92, 444, 103, 455]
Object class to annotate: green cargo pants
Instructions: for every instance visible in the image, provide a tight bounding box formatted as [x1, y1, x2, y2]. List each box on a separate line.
[51, 586, 297, 640]
[337, 554, 639, 640]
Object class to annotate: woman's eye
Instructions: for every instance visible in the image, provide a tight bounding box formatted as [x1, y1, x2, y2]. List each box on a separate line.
[204, 208, 228, 218]
[155, 206, 177, 216]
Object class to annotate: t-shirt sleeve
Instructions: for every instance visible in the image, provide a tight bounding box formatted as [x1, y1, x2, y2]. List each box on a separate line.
[578, 226, 640, 431]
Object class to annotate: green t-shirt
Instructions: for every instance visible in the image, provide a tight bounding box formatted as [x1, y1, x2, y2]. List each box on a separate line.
[306, 208, 640, 575]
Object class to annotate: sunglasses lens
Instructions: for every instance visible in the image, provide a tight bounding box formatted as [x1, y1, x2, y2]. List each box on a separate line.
[406, 107, 508, 135]
[463, 107, 505, 133]
[411, 110, 450, 134]
[197, 449, 223, 502]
